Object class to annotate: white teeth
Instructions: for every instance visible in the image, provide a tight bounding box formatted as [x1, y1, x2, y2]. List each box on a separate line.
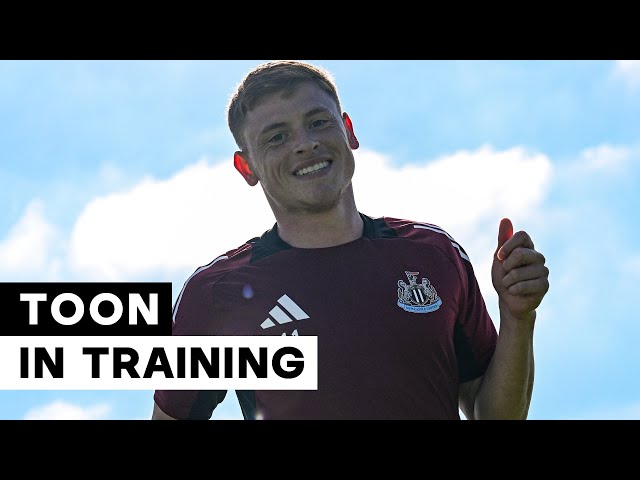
[294, 160, 330, 176]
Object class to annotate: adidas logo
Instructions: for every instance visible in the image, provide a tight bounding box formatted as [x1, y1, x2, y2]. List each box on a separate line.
[260, 294, 309, 334]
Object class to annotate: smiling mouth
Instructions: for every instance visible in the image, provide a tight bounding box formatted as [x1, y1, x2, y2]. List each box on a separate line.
[294, 160, 332, 176]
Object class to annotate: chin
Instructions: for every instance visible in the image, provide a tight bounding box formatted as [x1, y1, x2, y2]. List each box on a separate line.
[289, 193, 343, 215]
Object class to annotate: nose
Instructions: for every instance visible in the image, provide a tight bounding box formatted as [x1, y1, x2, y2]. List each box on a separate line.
[293, 129, 319, 155]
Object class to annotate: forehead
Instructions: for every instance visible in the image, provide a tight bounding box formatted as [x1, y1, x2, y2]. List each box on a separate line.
[243, 82, 340, 135]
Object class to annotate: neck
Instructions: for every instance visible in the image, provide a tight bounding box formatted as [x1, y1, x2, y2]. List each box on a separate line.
[273, 189, 363, 248]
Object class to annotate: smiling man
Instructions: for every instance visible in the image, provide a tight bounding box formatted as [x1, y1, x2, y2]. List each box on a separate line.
[152, 60, 549, 420]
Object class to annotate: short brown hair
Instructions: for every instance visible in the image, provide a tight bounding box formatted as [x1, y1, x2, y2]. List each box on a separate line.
[227, 60, 341, 150]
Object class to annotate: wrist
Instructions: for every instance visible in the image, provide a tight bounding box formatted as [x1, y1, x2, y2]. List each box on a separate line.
[498, 300, 536, 331]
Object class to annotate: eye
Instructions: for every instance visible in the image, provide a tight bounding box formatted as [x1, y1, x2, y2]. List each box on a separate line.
[268, 133, 286, 144]
[310, 119, 328, 129]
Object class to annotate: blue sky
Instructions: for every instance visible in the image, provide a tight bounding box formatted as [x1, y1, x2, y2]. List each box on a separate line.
[1, 60, 639, 420]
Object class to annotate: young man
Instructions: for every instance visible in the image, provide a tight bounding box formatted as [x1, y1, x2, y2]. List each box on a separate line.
[152, 61, 549, 420]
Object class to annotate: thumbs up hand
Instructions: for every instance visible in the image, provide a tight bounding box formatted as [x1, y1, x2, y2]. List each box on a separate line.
[491, 218, 549, 323]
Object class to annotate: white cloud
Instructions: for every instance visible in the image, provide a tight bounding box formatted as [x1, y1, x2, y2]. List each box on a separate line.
[355, 144, 550, 234]
[23, 400, 111, 420]
[575, 144, 632, 173]
[0, 200, 62, 279]
[68, 157, 275, 280]
[613, 60, 640, 89]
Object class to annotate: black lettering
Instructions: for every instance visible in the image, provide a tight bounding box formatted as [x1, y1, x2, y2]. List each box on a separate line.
[224, 347, 233, 378]
[20, 347, 28, 378]
[239, 347, 268, 378]
[143, 347, 173, 378]
[272, 347, 304, 379]
[82, 347, 109, 378]
[177, 347, 185, 378]
[114, 347, 140, 378]
[34, 347, 64, 378]
[191, 347, 219, 378]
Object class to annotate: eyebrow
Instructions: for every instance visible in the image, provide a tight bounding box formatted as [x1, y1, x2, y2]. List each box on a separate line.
[258, 107, 332, 137]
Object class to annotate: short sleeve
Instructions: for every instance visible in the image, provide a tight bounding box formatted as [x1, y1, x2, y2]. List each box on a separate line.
[453, 249, 498, 383]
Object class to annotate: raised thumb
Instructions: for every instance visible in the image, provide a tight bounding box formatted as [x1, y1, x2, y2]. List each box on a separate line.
[496, 217, 514, 261]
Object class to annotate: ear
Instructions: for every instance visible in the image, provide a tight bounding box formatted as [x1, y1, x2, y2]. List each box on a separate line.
[234, 152, 259, 186]
[342, 112, 360, 150]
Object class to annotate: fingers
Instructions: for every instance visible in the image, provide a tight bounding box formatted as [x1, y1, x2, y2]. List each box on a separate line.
[502, 246, 545, 272]
[497, 230, 535, 262]
[506, 277, 550, 296]
[493, 220, 550, 316]
[502, 264, 550, 290]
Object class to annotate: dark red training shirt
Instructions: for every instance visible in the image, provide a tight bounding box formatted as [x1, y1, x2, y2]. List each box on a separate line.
[154, 213, 497, 420]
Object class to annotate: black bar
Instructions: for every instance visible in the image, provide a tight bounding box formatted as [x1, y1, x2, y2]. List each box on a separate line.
[1, 282, 173, 336]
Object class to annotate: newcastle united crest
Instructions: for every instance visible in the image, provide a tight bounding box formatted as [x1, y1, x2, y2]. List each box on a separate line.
[397, 271, 442, 314]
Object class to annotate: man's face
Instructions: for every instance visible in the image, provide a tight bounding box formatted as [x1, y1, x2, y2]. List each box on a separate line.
[241, 82, 356, 215]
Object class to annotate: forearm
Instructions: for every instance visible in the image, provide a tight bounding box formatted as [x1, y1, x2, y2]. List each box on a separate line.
[475, 301, 535, 420]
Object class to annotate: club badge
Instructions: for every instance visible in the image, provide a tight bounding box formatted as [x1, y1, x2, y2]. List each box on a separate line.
[397, 271, 442, 314]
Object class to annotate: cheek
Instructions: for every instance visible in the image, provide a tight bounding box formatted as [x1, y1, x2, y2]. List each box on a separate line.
[255, 161, 285, 185]
[341, 149, 356, 169]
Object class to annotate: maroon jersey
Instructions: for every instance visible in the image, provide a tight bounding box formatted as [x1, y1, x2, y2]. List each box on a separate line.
[154, 213, 497, 419]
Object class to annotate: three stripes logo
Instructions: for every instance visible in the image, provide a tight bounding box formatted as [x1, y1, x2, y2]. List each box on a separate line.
[260, 294, 310, 335]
